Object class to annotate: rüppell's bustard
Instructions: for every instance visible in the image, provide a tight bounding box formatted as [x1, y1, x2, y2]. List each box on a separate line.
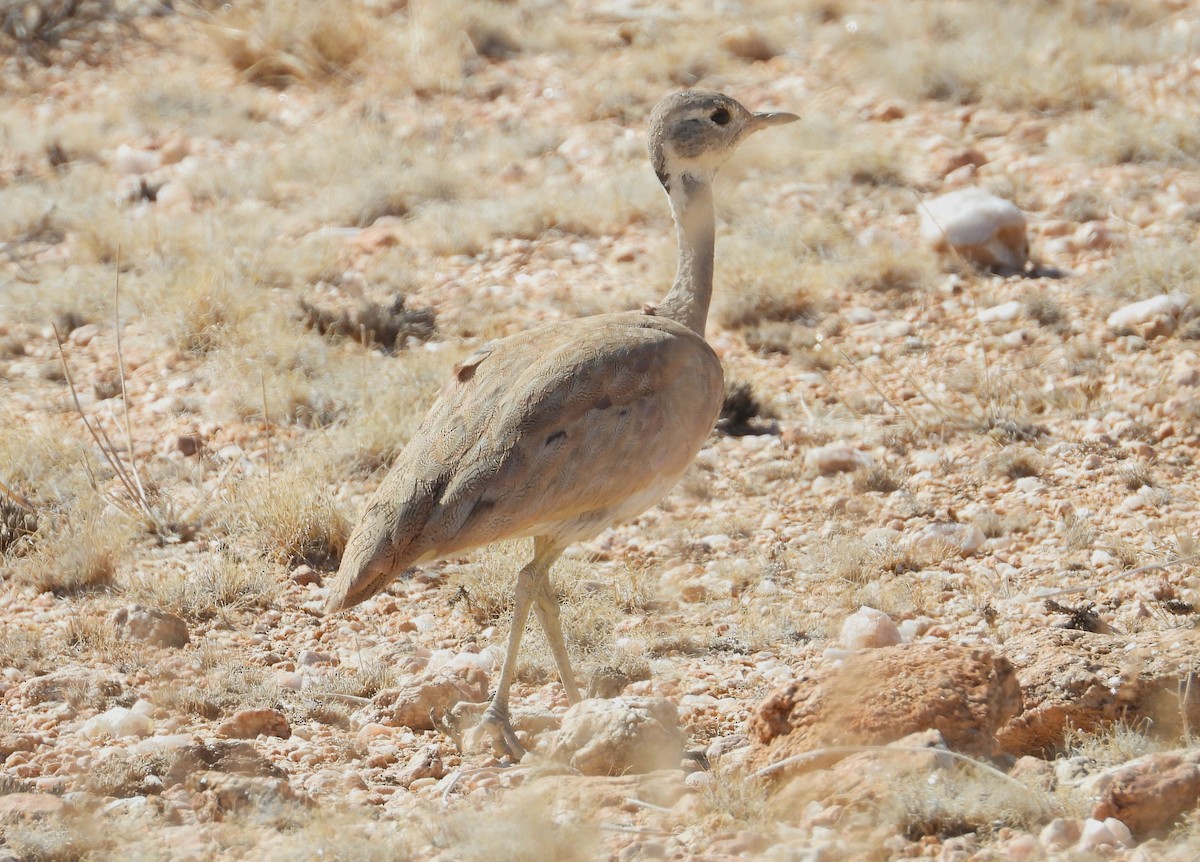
[325, 91, 798, 757]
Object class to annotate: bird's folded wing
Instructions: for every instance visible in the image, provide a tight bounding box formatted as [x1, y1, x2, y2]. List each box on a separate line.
[402, 313, 723, 554]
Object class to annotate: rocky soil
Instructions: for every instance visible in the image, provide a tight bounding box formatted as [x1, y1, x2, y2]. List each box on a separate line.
[2, 1, 1200, 859]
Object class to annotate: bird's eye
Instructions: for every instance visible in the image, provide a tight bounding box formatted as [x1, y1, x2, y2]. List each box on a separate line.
[710, 108, 731, 126]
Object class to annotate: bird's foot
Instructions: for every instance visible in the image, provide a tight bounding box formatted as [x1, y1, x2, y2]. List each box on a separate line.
[465, 705, 528, 761]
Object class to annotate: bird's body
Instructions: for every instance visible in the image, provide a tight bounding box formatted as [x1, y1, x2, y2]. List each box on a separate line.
[325, 312, 723, 613]
[325, 91, 797, 756]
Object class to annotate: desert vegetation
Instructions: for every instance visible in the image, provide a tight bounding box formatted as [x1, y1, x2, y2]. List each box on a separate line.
[2, 0, 1200, 858]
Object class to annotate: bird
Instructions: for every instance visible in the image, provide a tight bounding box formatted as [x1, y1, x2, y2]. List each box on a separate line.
[324, 90, 798, 757]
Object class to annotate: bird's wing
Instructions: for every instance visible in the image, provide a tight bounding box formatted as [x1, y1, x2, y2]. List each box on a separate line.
[422, 313, 724, 552]
[328, 313, 722, 610]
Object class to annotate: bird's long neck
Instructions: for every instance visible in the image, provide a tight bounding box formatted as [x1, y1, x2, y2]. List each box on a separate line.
[657, 175, 715, 337]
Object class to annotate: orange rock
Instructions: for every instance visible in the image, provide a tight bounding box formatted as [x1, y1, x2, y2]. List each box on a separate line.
[1086, 750, 1200, 837]
[216, 707, 291, 740]
[998, 628, 1200, 757]
[748, 642, 1021, 775]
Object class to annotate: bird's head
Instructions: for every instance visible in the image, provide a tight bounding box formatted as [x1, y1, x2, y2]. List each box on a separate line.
[647, 90, 798, 198]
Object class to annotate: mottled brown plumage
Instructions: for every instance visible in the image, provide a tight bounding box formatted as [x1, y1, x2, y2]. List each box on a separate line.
[325, 91, 797, 757]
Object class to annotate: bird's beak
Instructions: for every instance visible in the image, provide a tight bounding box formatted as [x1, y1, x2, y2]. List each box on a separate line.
[747, 111, 800, 133]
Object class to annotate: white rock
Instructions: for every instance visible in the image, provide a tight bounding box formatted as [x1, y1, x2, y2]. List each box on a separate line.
[1103, 817, 1133, 848]
[684, 770, 713, 788]
[1014, 476, 1044, 494]
[840, 606, 902, 649]
[113, 144, 162, 176]
[1001, 833, 1040, 862]
[548, 697, 684, 776]
[1106, 293, 1189, 329]
[1076, 818, 1116, 851]
[81, 706, 153, 740]
[919, 187, 1028, 270]
[805, 444, 871, 475]
[1091, 549, 1115, 567]
[1040, 818, 1082, 851]
[977, 300, 1023, 323]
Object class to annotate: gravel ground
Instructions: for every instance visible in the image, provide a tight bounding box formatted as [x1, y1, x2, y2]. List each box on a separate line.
[2, 1, 1200, 859]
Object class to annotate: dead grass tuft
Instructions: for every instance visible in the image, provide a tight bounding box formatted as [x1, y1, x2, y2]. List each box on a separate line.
[9, 502, 132, 595]
[1, 0, 138, 69]
[1059, 107, 1200, 168]
[0, 492, 38, 556]
[212, 1, 377, 88]
[219, 460, 351, 568]
[700, 765, 780, 829]
[0, 622, 61, 675]
[1091, 238, 1200, 303]
[823, 531, 949, 585]
[300, 293, 436, 353]
[992, 446, 1043, 480]
[891, 762, 1058, 839]
[1063, 720, 1161, 771]
[123, 550, 278, 623]
[264, 808, 424, 860]
[85, 750, 173, 798]
[1, 818, 105, 862]
[853, 463, 905, 494]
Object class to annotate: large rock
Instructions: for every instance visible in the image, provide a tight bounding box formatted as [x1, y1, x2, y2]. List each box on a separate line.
[768, 729, 956, 818]
[1084, 749, 1200, 837]
[919, 187, 1029, 272]
[0, 793, 68, 822]
[216, 708, 291, 740]
[396, 744, 445, 787]
[997, 628, 1200, 757]
[354, 667, 489, 731]
[111, 605, 190, 648]
[748, 642, 1021, 775]
[80, 705, 153, 740]
[548, 697, 685, 776]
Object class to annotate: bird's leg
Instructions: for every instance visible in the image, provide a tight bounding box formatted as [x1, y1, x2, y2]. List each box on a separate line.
[475, 540, 560, 759]
[533, 575, 582, 705]
[477, 558, 536, 759]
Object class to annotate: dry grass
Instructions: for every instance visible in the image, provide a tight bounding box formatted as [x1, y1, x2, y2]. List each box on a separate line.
[151, 646, 279, 720]
[259, 810, 424, 861]
[7, 501, 132, 595]
[0, 621, 62, 675]
[1058, 106, 1200, 168]
[1, 0, 139, 68]
[3, 0, 1200, 858]
[122, 549, 278, 623]
[835, 0, 1181, 111]
[1, 818, 108, 862]
[211, 0, 378, 88]
[217, 456, 351, 567]
[888, 761, 1058, 840]
[434, 785, 600, 862]
[1091, 238, 1200, 303]
[455, 542, 659, 689]
[992, 446, 1044, 480]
